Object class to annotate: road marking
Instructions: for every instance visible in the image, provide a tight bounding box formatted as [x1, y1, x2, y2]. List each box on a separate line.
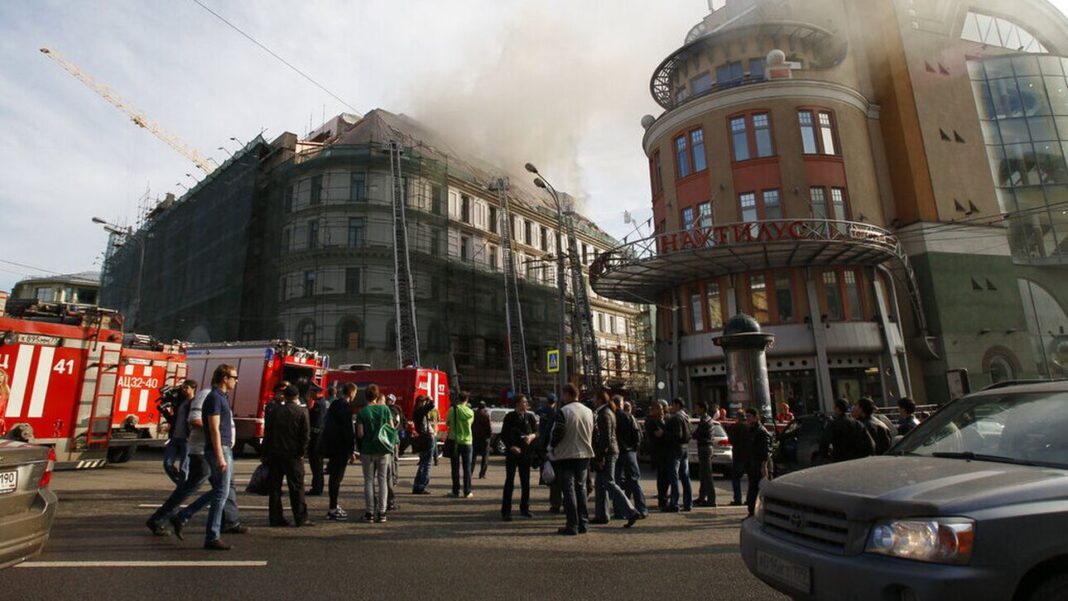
[17, 561, 267, 568]
[136, 504, 268, 510]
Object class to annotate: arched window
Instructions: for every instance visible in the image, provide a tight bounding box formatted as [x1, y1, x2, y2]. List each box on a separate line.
[336, 317, 363, 350]
[989, 356, 1015, 384]
[961, 12, 1048, 53]
[297, 319, 316, 349]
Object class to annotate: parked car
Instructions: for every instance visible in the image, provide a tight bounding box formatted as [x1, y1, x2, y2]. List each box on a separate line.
[741, 380, 1068, 601]
[0, 440, 58, 569]
[637, 417, 733, 474]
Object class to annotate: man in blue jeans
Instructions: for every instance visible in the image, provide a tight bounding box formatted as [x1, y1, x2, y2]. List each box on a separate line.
[663, 398, 693, 512]
[614, 400, 648, 518]
[411, 395, 434, 494]
[549, 384, 594, 535]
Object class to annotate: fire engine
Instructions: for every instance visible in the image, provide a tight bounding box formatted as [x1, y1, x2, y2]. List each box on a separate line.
[327, 365, 450, 430]
[184, 340, 328, 455]
[0, 301, 188, 469]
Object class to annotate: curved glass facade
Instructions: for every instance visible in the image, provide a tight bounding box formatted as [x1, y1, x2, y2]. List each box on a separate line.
[970, 54, 1068, 264]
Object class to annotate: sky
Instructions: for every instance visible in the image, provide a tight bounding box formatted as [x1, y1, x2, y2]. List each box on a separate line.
[1, 0, 1067, 293]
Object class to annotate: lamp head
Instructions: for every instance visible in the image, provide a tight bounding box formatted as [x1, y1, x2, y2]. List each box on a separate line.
[534, 178, 547, 189]
[524, 163, 539, 174]
[91, 217, 107, 224]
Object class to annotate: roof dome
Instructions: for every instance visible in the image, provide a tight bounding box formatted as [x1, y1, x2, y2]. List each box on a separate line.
[723, 313, 762, 336]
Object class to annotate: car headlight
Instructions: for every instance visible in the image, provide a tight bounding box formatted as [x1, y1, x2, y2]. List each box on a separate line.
[865, 518, 974, 565]
[754, 493, 765, 523]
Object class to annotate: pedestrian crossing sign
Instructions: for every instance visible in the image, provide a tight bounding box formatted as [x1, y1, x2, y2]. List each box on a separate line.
[547, 349, 560, 373]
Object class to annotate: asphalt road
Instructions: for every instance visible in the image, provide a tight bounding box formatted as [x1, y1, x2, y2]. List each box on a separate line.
[5, 452, 787, 601]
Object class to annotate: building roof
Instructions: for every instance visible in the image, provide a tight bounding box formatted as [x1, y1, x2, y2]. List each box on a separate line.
[322, 108, 615, 244]
[15, 271, 100, 288]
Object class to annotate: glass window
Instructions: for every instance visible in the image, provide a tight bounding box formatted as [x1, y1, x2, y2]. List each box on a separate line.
[460, 236, 470, 261]
[775, 273, 794, 323]
[818, 112, 838, 154]
[691, 129, 707, 172]
[1039, 56, 1063, 76]
[697, 201, 713, 228]
[753, 113, 774, 157]
[1017, 77, 1049, 116]
[310, 175, 323, 205]
[717, 61, 743, 85]
[348, 218, 365, 247]
[811, 187, 828, 219]
[461, 195, 471, 223]
[653, 151, 664, 193]
[989, 78, 1024, 119]
[691, 72, 713, 96]
[830, 188, 848, 221]
[749, 58, 766, 80]
[823, 271, 843, 321]
[707, 282, 724, 329]
[524, 220, 532, 245]
[763, 189, 782, 219]
[307, 220, 319, 249]
[682, 207, 695, 230]
[284, 185, 294, 212]
[731, 117, 750, 161]
[998, 118, 1030, 144]
[489, 206, 498, 234]
[488, 246, 498, 270]
[349, 172, 366, 201]
[676, 135, 691, 177]
[1028, 117, 1057, 142]
[299, 320, 315, 348]
[345, 268, 361, 294]
[844, 270, 862, 320]
[691, 292, 704, 331]
[799, 110, 818, 154]
[740, 192, 758, 222]
[303, 270, 316, 297]
[1046, 77, 1068, 115]
[1035, 142, 1068, 183]
[750, 274, 769, 324]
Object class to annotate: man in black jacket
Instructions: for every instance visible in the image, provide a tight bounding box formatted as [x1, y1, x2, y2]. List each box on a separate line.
[662, 398, 693, 512]
[590, 391, 640, 527]
[320, 383, 358, 520]
[727, 409, 750, 506]
[744, 407, 772, 517]
[820, 398, 875, 461]
[305, 384, 332, 496]
[500, 394, 538, 520]
[614, 399, 648, 518]
[854, 396, 893, 455]
[645, 400, 669, 510]
[411, 396, 435, 494]
[263, 385, 311, 527]
[692, 400, 717, 507]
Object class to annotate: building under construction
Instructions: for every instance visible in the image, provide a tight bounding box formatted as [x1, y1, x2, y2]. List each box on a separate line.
[99, 109, 653, 401]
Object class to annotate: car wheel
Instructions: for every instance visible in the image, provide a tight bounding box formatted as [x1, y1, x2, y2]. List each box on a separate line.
[107, 446, 137, 464]
[1029, 574, 1068, 601]
[493, 436, 506, 455]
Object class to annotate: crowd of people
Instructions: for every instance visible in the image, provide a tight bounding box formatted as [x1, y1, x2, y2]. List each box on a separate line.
[145, 365, 925, 549]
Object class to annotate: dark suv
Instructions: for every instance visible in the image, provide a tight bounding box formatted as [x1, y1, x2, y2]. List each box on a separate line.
[740, 381, 1068, 601]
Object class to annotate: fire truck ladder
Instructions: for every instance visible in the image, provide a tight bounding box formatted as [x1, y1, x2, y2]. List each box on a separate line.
[388, 140, 421, 368]
[491, 177, 531, 398]
[85, 344, 121, 449]
[565, 215, 602, 393]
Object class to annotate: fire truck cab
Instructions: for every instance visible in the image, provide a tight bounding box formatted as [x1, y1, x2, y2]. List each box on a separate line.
[0, 301, 188, 469]
[327, 366, 450, 430]
[185, 340, 327, 455]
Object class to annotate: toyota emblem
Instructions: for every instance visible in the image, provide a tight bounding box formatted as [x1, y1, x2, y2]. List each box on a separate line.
[789, 512, 805, 530]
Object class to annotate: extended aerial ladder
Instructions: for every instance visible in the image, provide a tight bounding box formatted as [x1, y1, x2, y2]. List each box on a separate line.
[387, 141, 421, 368]
[491, 177, 531, 398]
[40, 47, 217, 173]
[564, 212, 603, 393]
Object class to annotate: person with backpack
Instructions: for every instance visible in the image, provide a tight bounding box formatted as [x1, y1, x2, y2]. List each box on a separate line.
[355, 384, 397, 523]
[446, 392, 475, 498]
[614, 399, 648, 518]
[662, 398, 693, 512]
[590, 390, 640, 528]
[692, 400, 717, 508]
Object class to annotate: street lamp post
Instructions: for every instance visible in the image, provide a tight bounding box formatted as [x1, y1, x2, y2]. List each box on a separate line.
[526, 162, 568, 398]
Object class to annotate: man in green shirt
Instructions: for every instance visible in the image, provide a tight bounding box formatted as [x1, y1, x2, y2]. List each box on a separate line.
[446, 392, 475, 498]
[356, 384, 397, 523]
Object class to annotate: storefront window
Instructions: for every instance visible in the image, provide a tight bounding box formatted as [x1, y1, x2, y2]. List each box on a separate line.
[707, 281, 724, 329]
[823, 271, 843, 321]
[750, 274, 769, 323]
[691, 291, 704, 332]
[844, 270, 862, 320]
[775, 272, 794, 323]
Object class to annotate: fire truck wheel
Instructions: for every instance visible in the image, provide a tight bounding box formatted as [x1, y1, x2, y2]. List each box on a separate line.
[107, 446, 137, 464]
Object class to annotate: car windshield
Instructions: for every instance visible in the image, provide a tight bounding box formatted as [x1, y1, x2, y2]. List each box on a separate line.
[895, 390, 1068, 469]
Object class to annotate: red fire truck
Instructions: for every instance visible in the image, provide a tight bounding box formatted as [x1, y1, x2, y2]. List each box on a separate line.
[326, 366, 450, 430]
[0, 302, 188, 469]
[185, 340, 328, 455]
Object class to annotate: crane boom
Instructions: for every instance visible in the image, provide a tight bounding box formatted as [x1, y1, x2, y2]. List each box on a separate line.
[40, 47, 217, 173]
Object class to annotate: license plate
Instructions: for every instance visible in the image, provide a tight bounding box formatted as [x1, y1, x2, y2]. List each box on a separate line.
[756, 550, 811, 594]
[0, 470, 17, 495]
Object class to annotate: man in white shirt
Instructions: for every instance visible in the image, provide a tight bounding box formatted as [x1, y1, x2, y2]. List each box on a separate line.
[548, 383, 594, 536]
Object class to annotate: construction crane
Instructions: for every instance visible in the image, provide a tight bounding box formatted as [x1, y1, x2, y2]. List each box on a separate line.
[387, 140, 421, 368]
[40, 47, 217, 173]
[491, 177, 531, 398]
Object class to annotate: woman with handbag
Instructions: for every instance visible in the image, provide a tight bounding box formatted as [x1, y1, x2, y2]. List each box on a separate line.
[355, 384, 397, 523]
[445, 392, 475, 498]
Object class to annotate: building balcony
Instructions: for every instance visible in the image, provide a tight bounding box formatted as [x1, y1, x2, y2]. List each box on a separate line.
[590, 219, 906, 300]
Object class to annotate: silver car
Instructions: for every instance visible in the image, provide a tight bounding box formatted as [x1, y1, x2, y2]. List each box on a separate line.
[0, 440, 58, 569]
